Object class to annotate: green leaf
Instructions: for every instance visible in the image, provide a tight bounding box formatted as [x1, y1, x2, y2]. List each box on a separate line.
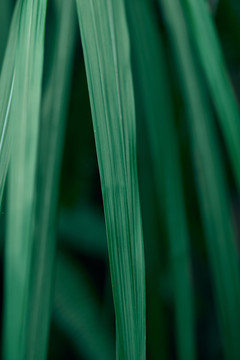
[53, 252, 114, 360]
[25, 1, 77, 359]
[3, 0, 48, 359]
[159, 0, 240, 358]
[75, 0, 146, 358]
[124, 1, 196, 359]
[182, 0, 240, 191]
[0, 1, 20, 206]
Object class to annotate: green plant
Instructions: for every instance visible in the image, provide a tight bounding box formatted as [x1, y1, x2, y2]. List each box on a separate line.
[0, 0, 240, 359]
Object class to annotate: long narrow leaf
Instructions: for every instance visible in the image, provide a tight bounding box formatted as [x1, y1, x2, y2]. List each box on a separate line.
[125, 1, 196, 359]
[159, 0, 240, 358]
[182, 0, 240, 190]
[75, 0, 146, 358]
[0, 1, 20, 206]
[25, 1, 77, 359]
[3, 1, 47, 359]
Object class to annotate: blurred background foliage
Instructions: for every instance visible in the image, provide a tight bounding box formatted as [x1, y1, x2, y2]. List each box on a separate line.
[0, 0, 240, 359]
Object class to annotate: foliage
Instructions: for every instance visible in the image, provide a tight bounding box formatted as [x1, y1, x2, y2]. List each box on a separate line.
[0, 0, 240, 359]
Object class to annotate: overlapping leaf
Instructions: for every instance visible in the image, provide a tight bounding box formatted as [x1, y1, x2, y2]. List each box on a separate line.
[159, 0, 240, 358]
[124, 0, 196, 359]
[182, 0, 240, 190]
[25, 1, 77, 359]
[0, 1, 20, 206]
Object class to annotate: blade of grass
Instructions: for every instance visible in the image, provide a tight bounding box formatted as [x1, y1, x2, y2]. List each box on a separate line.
[54, 252, 114, 360]
[3, 1, 47, 359]
[125, 1, 196, 359]
[75, 0, 146, 358]
[0, 1, 20, 207]
[159, 0, 240, 358]
[25, 1, 77, 359]
[181, 0, 240, 191]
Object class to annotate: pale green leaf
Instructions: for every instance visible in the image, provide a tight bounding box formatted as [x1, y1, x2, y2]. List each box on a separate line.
[0, 1, 20, 206]
[3, 1, 48, 359]
[25, 1, 77, 359]
[75, 0, 146, 358]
